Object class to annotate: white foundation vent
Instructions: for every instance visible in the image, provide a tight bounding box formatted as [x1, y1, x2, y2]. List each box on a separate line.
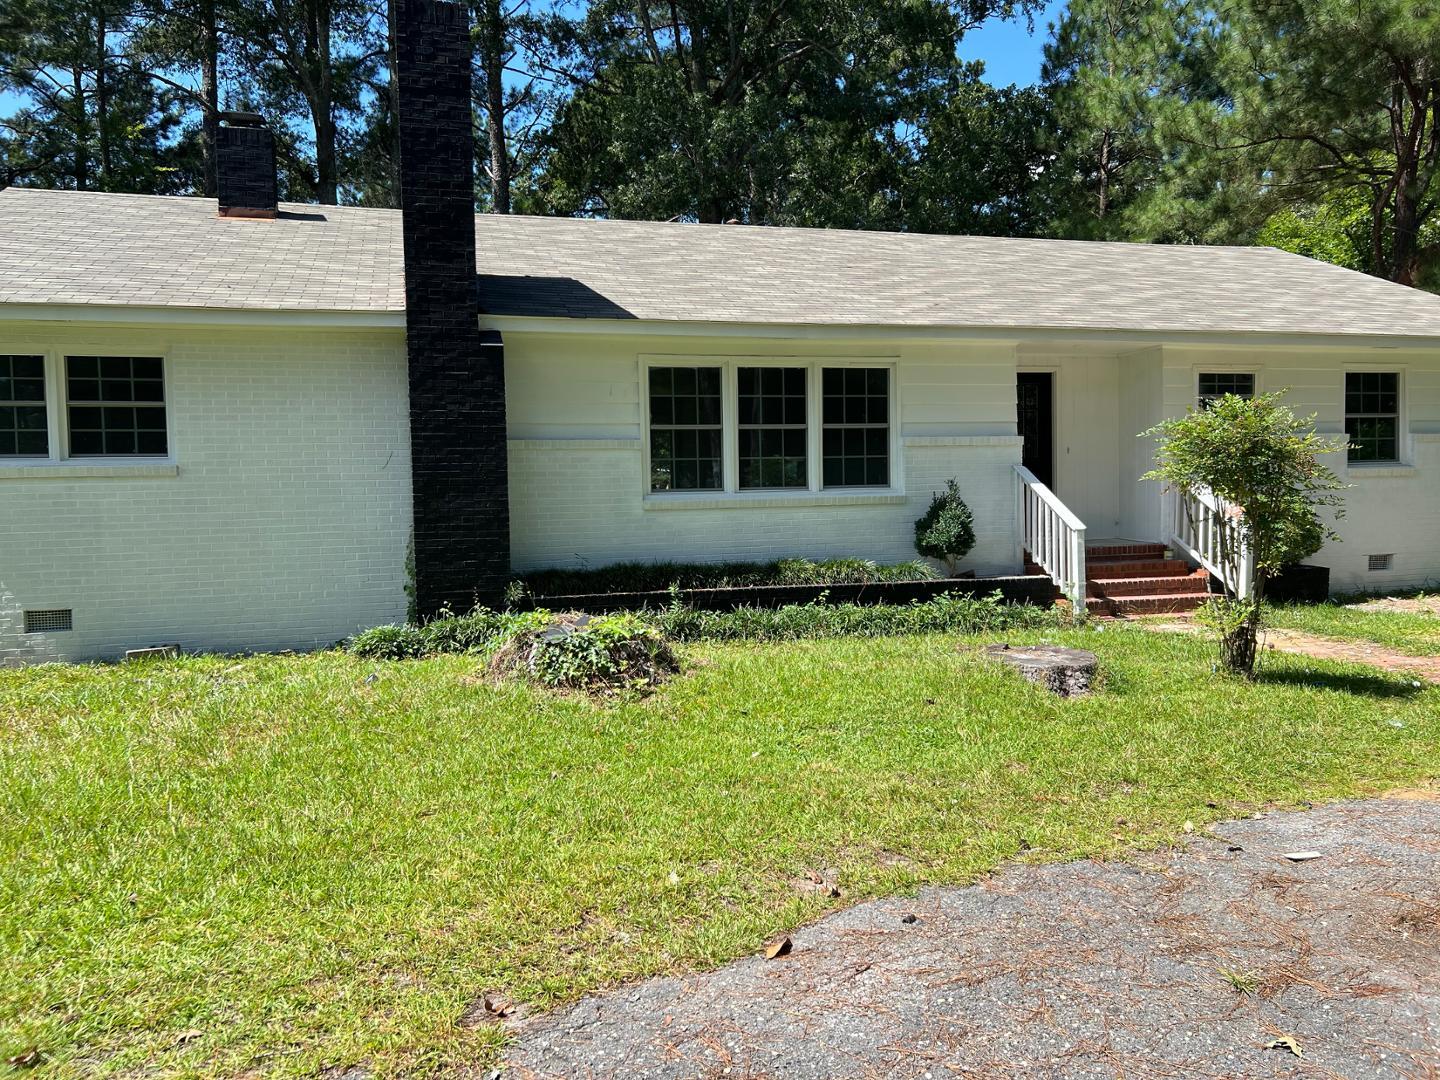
[23, 609, 73, 633]
[1367, 553, 1394, 572]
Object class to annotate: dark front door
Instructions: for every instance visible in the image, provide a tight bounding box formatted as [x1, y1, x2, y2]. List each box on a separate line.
[1016, 372, 1055, 488]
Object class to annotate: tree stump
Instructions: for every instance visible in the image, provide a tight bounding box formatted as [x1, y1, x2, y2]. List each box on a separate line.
[982, 644, 1098, 696]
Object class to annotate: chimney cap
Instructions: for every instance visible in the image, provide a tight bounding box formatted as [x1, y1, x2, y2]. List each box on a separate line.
[218, 111, 267, 128]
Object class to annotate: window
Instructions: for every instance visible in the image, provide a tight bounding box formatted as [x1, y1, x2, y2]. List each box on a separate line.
[738, 367, 807, 489]
[822, 367, 890, 487]
[66, 355, 167, 456]
[1198, 372, 1254, 409]
[645, 360, 894, 495]
[1345, 371, 1399, 463]
[0, 354, 47, 456]
[648, 366, 722, 490]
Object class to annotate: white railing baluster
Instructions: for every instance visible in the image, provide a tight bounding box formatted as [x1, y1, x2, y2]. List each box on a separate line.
[1013, 464, 1088, 611]
[1169, 483, 1253, 599]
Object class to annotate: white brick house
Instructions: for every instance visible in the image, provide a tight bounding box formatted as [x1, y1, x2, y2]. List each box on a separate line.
[5, 184, 1440, 663]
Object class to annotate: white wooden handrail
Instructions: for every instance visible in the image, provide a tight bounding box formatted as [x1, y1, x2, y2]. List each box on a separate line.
[1014, 464, 1087, 608]
[1171, 484, 1254, 599]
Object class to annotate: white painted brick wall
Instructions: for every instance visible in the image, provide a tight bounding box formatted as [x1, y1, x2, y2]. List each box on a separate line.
[0, 324, 412, 664]
[8, 318, 1440, 667]
[507, 436, 1023, 576]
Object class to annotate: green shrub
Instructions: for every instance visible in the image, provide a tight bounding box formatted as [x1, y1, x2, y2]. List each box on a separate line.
[512, 556, 936, 598]
[490, 612, 679, 690]
[349, 624, 427, 660]
[656, 590, 1060, 643]
[914, 480, 976, 575]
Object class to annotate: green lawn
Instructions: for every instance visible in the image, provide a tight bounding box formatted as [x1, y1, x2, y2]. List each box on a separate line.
[1268, 596, 1440, 655]
[3, 627, 1438, 1078]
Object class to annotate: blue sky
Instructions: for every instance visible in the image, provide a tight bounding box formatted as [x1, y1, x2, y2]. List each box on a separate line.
[959, 0, 1068, 85]
[0, 2, 1066, 121]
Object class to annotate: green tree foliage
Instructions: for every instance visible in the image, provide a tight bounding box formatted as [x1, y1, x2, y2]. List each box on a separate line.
[0, 0, 187, 192]
[1047, 0, 1440, 288]
[1142, 392, 1345, 676]
[525, 0, 1046, 224]
[901, 71, 1055, 236]
[1041, 0, 1238, 241]
[1206, 0, 1440, 287]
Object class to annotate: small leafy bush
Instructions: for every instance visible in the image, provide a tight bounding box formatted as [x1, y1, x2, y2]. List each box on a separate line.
[1143, 391, 1345, 676]
[511, 556, 936, 598]
[349, 623, 427, 660]
[914, 480, 977, 575]
[657, 590, 1060, 643]
[490, 612, 679, 691]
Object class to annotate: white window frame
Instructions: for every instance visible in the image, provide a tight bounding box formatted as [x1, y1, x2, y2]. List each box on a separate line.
[0, 352, 51, 459]
[1195, 368, 1258, 409]
[0, 348, 175, 466]
[1343, 364, 1407, 467]
[641, 355, 901, 498]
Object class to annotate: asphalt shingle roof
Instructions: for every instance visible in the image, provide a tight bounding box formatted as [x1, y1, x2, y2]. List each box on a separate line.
[5, 186, 1440, 339]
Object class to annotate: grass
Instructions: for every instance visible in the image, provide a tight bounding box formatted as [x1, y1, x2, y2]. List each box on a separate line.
[1267, 594, 1440, 656]
[3, 626, 1439, 1077]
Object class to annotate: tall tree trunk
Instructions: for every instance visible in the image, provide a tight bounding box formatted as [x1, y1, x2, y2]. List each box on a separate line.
[311, 0, 338, 204]
[1097, 128, 1111, 218]
[386, 0, 401, 199]
[201, 0, 219, 197]
[480, 0, 509, 212]
[72, 63, 89, 191]
[1392, 165, 1419, 287]
[96, 10, 110, 188]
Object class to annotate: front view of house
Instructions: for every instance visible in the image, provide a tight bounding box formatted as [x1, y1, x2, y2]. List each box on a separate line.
[4, 2, 1440, 664]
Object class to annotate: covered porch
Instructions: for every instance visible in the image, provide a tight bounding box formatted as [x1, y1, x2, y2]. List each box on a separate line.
[1012, 344, 1246, 615]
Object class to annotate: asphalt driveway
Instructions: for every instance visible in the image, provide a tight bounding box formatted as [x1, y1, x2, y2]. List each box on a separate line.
[502, 796, 1440, 1079]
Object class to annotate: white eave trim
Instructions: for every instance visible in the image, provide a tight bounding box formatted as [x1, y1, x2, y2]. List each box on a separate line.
[4, 303, 1440, 351]
[481, 313, 1440, 351]
[0, 302, 406, 330]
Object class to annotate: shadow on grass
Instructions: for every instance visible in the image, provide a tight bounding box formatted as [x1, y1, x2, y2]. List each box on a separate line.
[1255, 666, 1425, 699]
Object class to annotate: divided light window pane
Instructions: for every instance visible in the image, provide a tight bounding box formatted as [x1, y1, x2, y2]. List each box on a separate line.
[1197, 372, 1254, 408]
[1345, 371, 1399, 463]
[737, 367, 807, 489]
[821, 367, 889, 488]
[0, 354, 48, 457]
[66, 356, 168, 456]
[648, 366, 722, 491]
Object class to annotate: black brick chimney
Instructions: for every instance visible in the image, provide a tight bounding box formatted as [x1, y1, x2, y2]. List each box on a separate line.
[216, 112, 278, 218]
[396, 0, 510, 617]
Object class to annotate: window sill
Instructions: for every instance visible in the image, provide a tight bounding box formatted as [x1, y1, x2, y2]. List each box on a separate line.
[1345, 462, 1416, 478]
[0, 459, 179, 480]
[643, 489, 907, 511]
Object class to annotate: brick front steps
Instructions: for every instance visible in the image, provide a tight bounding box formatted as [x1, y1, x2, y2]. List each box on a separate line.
[1025, 542, 1212, 617]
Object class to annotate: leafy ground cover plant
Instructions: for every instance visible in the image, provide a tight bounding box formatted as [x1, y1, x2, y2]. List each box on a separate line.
[509, 557, 937, 599]
[656, 590, 1062, 643]
[349, 610, 548, 660]
[489, 612, 679, 691]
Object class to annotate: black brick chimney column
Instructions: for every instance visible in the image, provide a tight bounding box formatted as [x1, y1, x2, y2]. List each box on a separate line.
[396, 0, 510, 617]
